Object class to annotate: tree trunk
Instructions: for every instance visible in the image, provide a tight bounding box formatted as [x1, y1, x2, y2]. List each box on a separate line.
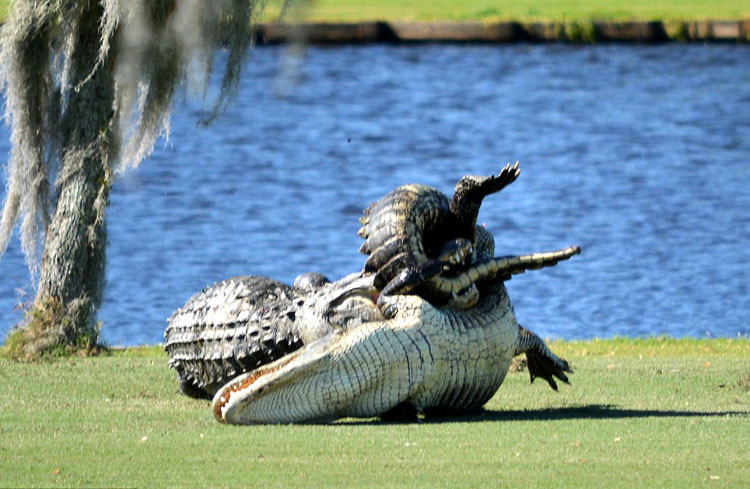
[31, 1, 116, 352]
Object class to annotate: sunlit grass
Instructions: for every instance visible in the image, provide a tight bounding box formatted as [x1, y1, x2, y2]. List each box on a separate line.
[263, 0, 749, 22]
[550, 336, 750, 358]
[0, 1, 747, 23]
[1, 338, 748, 488]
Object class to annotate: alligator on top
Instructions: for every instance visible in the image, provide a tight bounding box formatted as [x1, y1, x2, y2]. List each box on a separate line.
[357, 162, 521, 309]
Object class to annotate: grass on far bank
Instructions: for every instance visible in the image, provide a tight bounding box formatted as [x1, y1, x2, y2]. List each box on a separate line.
[1, 337, 748, 488]
[1, 1, 749, 24]
[266, 0, 749, 23]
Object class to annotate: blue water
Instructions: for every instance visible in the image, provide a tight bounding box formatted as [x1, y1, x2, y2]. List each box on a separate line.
[1, 44, 749, 345]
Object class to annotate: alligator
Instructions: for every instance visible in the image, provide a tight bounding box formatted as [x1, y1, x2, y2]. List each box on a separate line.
[164, 235, 577, 401]
[358, 162, 520, 309]
[166, 164, 512, 401]
[212, 227, 579, 424]
[167, 166, 580, 423]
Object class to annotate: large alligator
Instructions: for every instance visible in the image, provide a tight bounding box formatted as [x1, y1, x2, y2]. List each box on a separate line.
[212, 228, 578, 424]
[164, 235, 577, 401]
[166, 167, 580, 423]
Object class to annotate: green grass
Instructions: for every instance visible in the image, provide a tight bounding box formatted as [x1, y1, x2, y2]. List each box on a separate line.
[0, 1, 747, 23]
[1, 338, 748, 488]
[262, 0, 749, 22]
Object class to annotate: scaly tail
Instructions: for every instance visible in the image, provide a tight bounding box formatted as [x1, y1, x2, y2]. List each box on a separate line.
[431, 245, 582, 295]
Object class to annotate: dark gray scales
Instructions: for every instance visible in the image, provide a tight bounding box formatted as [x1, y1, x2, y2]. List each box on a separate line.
[358, 163, 521, 302]
[165, 276, 302, 399]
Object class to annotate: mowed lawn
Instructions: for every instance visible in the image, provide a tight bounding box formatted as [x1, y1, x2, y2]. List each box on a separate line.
[0, 1, 748, 23]
[262, 0, 750, 22]
[1, 338, 748, 488]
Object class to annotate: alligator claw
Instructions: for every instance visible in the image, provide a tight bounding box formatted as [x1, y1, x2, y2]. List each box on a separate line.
[482, 161, 521, 196]
[454, 162, 521, 207]
[526, 350, 572, 391]
[515, 324, 572, 391]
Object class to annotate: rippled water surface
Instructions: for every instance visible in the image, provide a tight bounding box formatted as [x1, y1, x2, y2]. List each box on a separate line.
[1, 44, 749, 345]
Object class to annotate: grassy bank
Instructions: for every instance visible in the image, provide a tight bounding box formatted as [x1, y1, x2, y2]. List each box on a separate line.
[266, 1, 748, 23]
[1, 338, 748, 488]
[1, 1, 748, 24]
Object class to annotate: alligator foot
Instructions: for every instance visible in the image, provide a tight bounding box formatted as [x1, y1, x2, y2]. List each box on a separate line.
[450, 162, 521, 232]
[453, 162, 520, 207]
[515, 325, 572, 391]
[471, 161, 521, 198]
[176, 368, 212, 400]
[526, 349, 572, 391]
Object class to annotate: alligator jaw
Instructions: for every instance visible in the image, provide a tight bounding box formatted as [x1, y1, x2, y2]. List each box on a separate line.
[213, 335, 339, 424]
[212, 296, 435, 425]
[324, 273, 379, 311]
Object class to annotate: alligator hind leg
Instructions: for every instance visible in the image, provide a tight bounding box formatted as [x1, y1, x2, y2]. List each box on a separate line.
[514, 325, 572, 391]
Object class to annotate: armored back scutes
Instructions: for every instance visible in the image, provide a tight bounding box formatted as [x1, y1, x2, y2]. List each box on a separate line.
[165, 276, 302, 398]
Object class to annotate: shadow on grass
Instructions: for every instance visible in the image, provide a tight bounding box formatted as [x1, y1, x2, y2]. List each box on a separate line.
[445, 404, 749, 423]
[337, 404, 749, 425]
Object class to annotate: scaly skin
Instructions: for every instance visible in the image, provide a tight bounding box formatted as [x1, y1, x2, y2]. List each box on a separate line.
[358, 163, 521, 306]
[164, 237, 483, 399]
[211, 239, 578, 425]
[165, 276, 300, 398]
[165, 242, 579, 400]
[358, 184, 453, 288]
[165, 273, 384, 399]
[379, 245, 580, 317]
[170, 166, 579, 417]
[213, 283, 521, 424]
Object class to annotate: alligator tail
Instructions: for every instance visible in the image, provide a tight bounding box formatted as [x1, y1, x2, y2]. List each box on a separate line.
[432, 245, 582, 295]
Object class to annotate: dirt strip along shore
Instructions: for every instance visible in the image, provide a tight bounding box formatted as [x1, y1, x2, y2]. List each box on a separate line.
[254, 20, 750, 44]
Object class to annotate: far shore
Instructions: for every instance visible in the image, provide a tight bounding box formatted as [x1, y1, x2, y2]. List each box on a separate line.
[253, 19, 750, 43]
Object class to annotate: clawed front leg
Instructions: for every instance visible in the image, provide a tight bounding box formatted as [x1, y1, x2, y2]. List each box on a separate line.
[474, 161, 522, 198]
[515, 325, 573, 391]
[525, 348, 572, 391]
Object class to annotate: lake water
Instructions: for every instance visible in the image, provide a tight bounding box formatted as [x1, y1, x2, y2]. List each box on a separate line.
[1, 44, 749, 345]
